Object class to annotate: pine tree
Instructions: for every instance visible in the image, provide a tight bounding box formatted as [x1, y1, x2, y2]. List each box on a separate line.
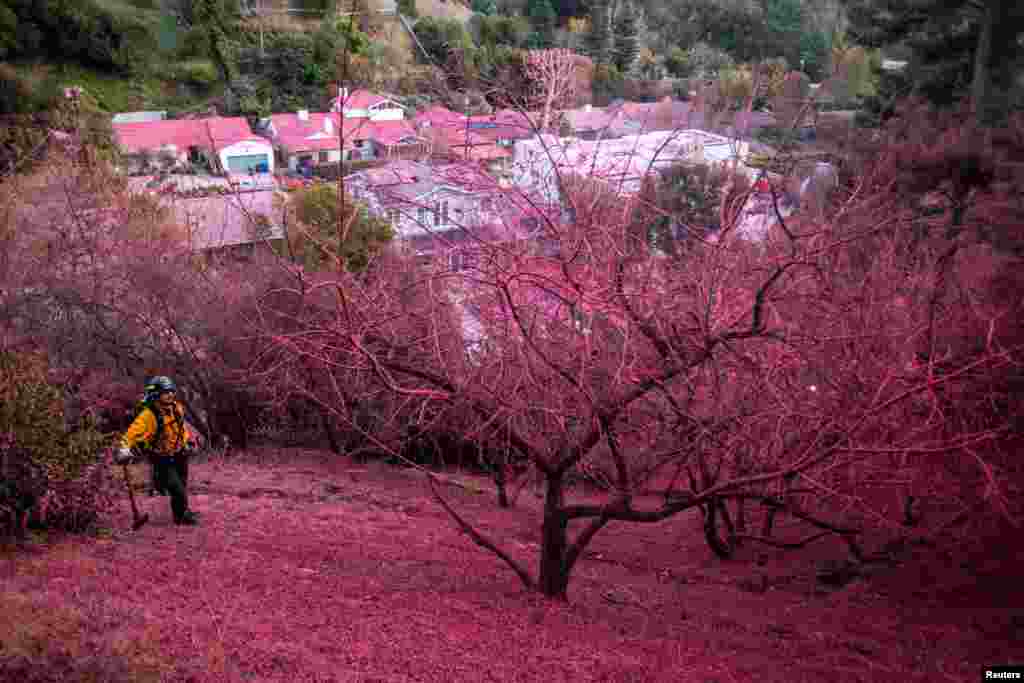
[583, 0, 611, 66]
[527, 0, 557, 49]
[845, 0, 1024, 124]
[611, 2, 639, 75]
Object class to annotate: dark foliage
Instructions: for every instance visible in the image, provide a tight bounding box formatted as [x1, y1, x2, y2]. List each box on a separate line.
[1, 0, 157, 73]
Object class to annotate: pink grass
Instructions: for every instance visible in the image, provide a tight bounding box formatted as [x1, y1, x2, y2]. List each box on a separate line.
[2, 448, 1019, 682]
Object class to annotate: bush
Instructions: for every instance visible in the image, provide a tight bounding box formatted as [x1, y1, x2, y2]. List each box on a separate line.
[0, 64, 36, 115]
[686, 42, 734, 80]
[591, 63, 625, 106]
[177, 26, 210, 58]
[753, 124, 799, 151]
[1, 0, 157, 73]
[664, 47, 693, 79]
[176, 59, 219, 87]
[0, 351, 116, 536]
[398, 0, 419, 18]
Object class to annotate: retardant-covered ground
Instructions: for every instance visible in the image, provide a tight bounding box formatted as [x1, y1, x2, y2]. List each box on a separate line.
[2, 448, 1020, 682]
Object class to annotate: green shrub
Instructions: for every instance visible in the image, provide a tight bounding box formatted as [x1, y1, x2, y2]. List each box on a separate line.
[591, 63, 625, 106]
[398, 0, 419, 18]
[0, 351, 117, 535]
[2, 0, 158, 73]
[686, 42, 734, 80]
[664, 47, 694, 79]
[0, 64, 37, 115]
[176, 59, 220, 87]
[177, 26, 211, 58]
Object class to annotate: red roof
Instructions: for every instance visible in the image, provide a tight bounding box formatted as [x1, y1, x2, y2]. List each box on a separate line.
[113, 117, 257, 154]
[331, 89, 402, 114]
[453, 144, 512, 162]
[329, 115, 421, 147]
[491, 109, 542, 138]
[269, 112, 332, 137]
[362, 119, 420, 146]
[413, 105, 465, 129]
[563, 107, 614, 132]
[269, 112, 349, 153]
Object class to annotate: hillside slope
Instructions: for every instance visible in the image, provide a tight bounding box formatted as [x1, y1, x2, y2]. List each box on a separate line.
[2, 448, 1020, 682]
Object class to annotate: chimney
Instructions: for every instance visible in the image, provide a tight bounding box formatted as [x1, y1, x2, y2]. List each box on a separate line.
[298, 109, 309, 122]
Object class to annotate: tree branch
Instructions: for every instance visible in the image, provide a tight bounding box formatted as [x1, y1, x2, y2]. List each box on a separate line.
[427, 473, 536, 589]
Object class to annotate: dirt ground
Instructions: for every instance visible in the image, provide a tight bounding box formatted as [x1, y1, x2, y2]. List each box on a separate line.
[2, 447, 1021, 682]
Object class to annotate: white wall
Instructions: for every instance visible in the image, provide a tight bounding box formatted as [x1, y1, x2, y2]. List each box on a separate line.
[340, 103, 405, 121]
[286, 148, 342, 172]
[218, 140, 275, 174]
[367, 104, 404, 121]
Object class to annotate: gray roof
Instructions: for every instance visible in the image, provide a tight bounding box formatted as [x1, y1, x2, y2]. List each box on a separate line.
[112, 111, 168, 124]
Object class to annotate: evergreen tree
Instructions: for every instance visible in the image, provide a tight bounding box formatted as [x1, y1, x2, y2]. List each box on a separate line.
[527, 0, 557, 49]
[763, 0, 803, 65]
[844, 0, 1024, 124]
[471, 0, 496, 15]
[583, 0, 612, 65]
[611, 2, 639, 75]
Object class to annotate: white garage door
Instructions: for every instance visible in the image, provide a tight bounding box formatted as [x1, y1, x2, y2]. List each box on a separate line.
[226, 154, 270, 173]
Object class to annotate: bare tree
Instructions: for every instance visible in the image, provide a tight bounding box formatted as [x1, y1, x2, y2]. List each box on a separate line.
[522, 49, 583, 132]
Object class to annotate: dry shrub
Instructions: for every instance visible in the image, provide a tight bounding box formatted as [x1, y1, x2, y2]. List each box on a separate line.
[0, 593, 161, 683]
[0, 350, 117, 536]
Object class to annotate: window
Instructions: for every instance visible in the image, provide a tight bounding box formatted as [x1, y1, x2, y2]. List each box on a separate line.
[432, 200, 449, 227]
[387, 208, 401, 225]
[318, 151, 329, 163]
[449, 248, 479, 272]
[417, 207, 428, 224]
[570, 304, 592, 335]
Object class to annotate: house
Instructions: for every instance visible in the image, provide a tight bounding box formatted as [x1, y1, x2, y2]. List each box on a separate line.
[561, 105, 617, 140]
[129, 175, 287, 257]
[413, 106, 536, 174]
[512, 130, 746, 204]
[265, 111, 426, 170]
[330, 88, 406, 121]
[111, 111, 167, 124]
[266, 110, 345, 171]
[333, 116, 426, 161]
[112, 116, 275, 175]
[346, 159, 537, 266]
[881, 60, 909, 72]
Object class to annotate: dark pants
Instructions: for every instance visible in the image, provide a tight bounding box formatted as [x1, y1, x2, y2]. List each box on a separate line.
[152, 454, 190, 522]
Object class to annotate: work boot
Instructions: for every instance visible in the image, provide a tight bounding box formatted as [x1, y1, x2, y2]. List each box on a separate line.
[174, 511, 200, 526]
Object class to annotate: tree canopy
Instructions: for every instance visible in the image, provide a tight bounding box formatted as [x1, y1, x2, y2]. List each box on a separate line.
[289, 184, 395, 273]
[845, 0, 1024, 122]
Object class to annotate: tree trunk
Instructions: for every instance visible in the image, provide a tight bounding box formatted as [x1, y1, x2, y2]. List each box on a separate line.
[493, 463, 510, 508]
[704, 499, 735, 559]
[538, 472, 570, 599]
[970, 0, 994, 124]
[320, 408, 341, 454]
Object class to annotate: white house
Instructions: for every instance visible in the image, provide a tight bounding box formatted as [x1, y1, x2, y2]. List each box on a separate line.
[346, 160, 544, 268]
[265, 110, 345, 172]
[511, 130, 747, 204]
[112, 116, 274, 175]
[330, 88, 406, 121]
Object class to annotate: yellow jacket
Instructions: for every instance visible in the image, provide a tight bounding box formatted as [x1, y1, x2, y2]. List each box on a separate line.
[120, 400, 191, 456]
